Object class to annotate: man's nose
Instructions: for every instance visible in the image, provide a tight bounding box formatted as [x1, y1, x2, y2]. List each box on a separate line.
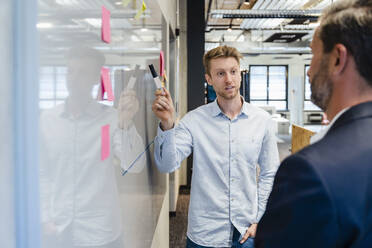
[225, 72, 233, 82]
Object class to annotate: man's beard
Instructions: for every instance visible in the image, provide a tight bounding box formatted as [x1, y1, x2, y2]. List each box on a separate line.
[310, 58, 333, 111]
[216, 87, 240, 100]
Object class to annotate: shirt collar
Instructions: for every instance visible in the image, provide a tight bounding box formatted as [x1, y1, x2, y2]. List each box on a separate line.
[61, 98, 102, 119]
[310, 107, 350, 144]
[210, 96, 249, 118]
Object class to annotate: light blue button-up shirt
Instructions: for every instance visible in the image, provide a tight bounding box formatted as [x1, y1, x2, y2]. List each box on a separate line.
[154, 100, 280, 247]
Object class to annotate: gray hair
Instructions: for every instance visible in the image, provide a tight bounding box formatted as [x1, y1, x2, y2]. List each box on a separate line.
[318, 0, 372, 84]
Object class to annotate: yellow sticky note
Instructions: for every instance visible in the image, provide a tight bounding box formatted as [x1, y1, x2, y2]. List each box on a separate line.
[122, 0, 131, 7]
[134, 0, 147, 20]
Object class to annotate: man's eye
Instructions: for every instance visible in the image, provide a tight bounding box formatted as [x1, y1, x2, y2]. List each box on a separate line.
[217, 72, 224, 76]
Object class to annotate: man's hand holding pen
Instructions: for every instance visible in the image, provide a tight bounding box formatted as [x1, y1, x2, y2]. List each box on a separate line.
[152, 87, 175, 131]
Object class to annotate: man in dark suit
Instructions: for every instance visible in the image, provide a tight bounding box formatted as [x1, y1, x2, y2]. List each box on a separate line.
[255, 0, 372, 247]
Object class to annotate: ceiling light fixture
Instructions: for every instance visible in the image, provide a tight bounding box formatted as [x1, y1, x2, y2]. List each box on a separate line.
[85, 18, 101, 28]
[243, 0, 250, 5]
[37, 23, 53, 29]
[55, 0, 78, 5]
[309, 22, 320, 28]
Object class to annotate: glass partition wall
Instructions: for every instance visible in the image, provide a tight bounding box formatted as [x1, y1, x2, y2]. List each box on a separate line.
[37, 1, 166, 247]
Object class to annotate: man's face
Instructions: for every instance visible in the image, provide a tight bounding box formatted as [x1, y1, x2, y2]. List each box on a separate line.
[307, 32, 333, 111]
[66, 59, 101, 97]
[205, 57, 241, 101]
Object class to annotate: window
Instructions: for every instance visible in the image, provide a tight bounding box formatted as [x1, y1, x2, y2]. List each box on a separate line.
[249, 65, 288, 110]
[39, 66, 124, 109]
[304, 65, 321, 111]
[39, 66, 68, 109]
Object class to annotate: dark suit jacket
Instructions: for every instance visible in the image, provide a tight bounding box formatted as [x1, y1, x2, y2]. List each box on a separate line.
[255, 101, 372, 248]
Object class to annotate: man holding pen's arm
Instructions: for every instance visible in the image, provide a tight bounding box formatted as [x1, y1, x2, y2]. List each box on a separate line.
[152, 45, 280, 248]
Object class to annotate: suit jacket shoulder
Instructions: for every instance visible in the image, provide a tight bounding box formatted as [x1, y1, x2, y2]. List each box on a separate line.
[256, 101, 372, 247]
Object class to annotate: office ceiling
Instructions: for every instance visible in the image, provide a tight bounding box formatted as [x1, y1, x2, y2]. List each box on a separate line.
[205, 0, 336, 54]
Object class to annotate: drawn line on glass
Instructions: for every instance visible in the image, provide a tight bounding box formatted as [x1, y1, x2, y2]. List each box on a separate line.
[121, 139, 154, 176]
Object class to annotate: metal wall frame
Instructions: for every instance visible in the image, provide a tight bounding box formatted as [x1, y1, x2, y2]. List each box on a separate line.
[12, 0, 41, 247]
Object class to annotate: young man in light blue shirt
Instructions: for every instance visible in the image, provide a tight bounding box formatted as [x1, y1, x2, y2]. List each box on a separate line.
[152, 45, 280, 248]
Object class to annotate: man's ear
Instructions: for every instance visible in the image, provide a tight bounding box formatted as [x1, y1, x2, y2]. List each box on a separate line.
[205, 73, 212, 86]
[332, 44, 348, 76]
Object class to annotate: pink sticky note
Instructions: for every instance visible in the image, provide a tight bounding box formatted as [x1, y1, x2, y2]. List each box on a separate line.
[101, 6, 111, 43]
[101, 67, 114, 101]
[159, 51, 164, 77]
[101, 124, 110, 161]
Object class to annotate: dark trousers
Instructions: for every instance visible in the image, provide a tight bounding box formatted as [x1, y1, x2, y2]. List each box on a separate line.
[186, 227, 254, 248]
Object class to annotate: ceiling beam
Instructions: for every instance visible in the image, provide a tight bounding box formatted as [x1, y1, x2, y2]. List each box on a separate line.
[210, 9, 321, 19]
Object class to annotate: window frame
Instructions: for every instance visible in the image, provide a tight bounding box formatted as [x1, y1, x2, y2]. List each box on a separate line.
[248, 64, 289, 111]
[39, 65, 127, 109]
[304, 64, 322, 111]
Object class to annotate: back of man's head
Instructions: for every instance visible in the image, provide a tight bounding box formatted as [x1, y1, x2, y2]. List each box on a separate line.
[203, 45, 243, 76]
[318, 0, 372, 85]
[65, 46, 105, 70]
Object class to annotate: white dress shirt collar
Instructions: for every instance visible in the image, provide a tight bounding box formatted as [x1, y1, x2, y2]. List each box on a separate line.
[310, 107, 350, 144]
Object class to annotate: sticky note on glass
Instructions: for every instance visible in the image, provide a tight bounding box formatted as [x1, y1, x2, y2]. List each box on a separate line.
[134, 0, 147, 20]
[160, 50, 164, 77]
[101, 67, 114, 101]
[101, 6, 111, 43]
[101, 124, 110, 161]
[122, 0, 131, 7]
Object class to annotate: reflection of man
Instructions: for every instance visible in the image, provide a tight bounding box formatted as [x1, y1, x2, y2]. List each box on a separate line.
[152, 45, 280, 248]
[39, 46, 144, 248]
[116, 88, 146, 172]
[255, 1, 372, 247]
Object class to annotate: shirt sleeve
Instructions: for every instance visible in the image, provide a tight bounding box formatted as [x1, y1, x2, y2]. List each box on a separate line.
[154, 118, 193, 173]
[256, 118, 280, 222]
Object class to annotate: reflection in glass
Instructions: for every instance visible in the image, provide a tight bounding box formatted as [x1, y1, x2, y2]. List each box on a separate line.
[40, 47, 120, 248]
[38, 1, 167, 247]
[39, 47, 146, 248]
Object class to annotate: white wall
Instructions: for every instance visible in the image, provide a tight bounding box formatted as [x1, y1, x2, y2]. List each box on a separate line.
[151, 175, 170, 248]
[155, 0, 177, 32]
[241, 54, 312, 126]
[0, 1, 15, 247]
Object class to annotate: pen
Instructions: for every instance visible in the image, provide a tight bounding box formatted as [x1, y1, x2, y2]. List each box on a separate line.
[148, 64, 164, 92]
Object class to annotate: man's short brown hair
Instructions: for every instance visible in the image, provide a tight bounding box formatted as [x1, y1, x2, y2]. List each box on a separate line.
[318, 0, 372, 85]
[203, 45, 243, 76]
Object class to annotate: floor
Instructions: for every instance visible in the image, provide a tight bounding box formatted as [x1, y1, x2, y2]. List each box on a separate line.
[169, 186, 190, 248]
[169, 134, 292, 248]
